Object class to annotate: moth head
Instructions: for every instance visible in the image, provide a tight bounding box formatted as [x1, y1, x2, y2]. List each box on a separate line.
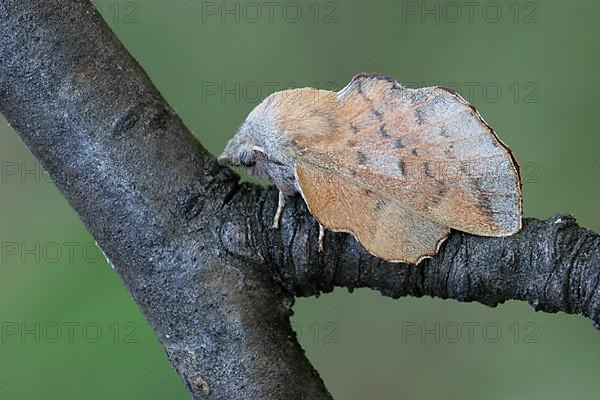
[218, 141, 263, 168]
[219, 98, 306, 194]
[218, 119, 266, 167]
[218, 94, 292, 169]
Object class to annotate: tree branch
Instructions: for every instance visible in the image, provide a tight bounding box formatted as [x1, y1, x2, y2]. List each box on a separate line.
[216, 182, 599, 328]
[0, 1, 597, 399]
[253, 189, 600, 325]
[0, 2, 329, 399]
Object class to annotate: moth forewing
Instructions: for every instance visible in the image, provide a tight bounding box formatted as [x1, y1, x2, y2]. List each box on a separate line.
[294, 162, 451, 264]
[434, 86, 523, 236]
[298, 75, 523, 239]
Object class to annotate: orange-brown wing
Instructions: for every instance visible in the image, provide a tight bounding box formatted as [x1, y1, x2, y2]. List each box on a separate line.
[295, 162, 450, 263]
[295, 74, 522, 237]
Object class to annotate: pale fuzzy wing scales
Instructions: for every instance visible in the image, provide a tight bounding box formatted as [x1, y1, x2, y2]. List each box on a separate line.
[295, 162, 450, 264]
[300, 74, 521, 237]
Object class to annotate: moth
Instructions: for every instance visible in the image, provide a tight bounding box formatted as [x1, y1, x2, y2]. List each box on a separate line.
[218, 74, 522, 264]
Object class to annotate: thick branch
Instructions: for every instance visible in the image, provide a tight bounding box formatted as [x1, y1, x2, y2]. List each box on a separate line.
[0, 2, 329, 399]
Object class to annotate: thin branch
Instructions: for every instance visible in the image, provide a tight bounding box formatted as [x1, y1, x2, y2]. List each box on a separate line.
[218, 182, 600, 328]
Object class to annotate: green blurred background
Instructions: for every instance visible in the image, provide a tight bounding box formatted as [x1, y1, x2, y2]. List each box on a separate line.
[1, 0, 599, 398]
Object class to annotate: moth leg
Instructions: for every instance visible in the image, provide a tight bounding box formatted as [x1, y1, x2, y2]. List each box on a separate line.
[318, 223, 325, 252]
[272, 191, 286, 229]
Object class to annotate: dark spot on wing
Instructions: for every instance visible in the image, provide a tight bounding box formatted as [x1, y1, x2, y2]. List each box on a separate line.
[437, 181, 449, 197]
[357, 151, 368, 165]
[323, 113, 339, 132]
[398, 159, 406, 177]
[460, 162, 470, 175]
[415, 108, 425, 125]
[393, 138, 406, 149]
[356, 80, 366, 99]
[356, 80, 364, 93]
[349, 123, 359, 134]
[411, 149, 419, 156]
[379, 125, 390, 138]
[372, 108, 384, 121]
[423, 161, 434, 178]
[435, 179, 449, 202]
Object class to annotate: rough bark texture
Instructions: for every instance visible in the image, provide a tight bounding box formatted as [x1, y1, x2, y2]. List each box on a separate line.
[0, 1, 598, 399]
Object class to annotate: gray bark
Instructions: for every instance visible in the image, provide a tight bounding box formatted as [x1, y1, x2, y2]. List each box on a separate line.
[0, 1, 598, 399]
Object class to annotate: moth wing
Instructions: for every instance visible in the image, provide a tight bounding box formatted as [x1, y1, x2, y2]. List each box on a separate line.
[296, 74, 522, 237]
[295, 161, 450, 264]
